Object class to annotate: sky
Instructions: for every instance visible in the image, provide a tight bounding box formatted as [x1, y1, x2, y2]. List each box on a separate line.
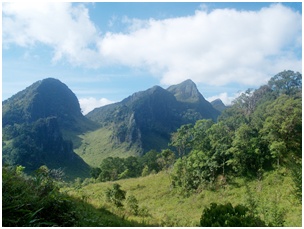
[2, 2, 302, 114]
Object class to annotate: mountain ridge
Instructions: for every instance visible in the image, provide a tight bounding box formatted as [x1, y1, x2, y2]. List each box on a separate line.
[2, 77, 222, 174]
[86, 79, 220, 156]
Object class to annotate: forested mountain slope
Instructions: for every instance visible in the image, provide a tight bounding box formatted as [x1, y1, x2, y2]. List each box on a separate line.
[2, 78, 95, 179]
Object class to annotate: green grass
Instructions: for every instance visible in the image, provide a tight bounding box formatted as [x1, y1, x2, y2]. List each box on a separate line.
[74, 126, 139, 167]
[2, 166, 144, 227]
[63, 168, 302, 226]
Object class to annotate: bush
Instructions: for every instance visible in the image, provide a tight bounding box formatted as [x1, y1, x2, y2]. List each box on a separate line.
[200, 203, 266, 227]
[126, 195, 139, 215]
[105, 183, 126, 208]
[2, 165, 77, 226]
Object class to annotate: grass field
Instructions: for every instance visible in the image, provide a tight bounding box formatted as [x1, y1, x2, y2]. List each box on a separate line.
[63, 168, 302, 227]
[73, 126, 139, 167]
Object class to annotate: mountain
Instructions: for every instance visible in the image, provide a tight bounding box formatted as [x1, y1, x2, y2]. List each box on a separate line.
[3, 78, 97, 133]
[86, 79, 220, 156]
[2, 78, 95, 180]
[2, 78, 221, 173]
[167, 79, 202, 103]
[211, 99, 227, 112]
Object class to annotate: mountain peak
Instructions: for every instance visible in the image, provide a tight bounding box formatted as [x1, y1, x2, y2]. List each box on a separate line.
[2, 78, 94, 132]
[167, 79, 202, 103]
[211, 99, 227, 112]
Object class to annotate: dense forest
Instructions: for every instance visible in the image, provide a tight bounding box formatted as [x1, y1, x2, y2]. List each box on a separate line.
[2, 70, 302, 226]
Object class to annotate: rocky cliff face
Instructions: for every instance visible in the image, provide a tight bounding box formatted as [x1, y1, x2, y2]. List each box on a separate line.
[87, 79, 220, 154]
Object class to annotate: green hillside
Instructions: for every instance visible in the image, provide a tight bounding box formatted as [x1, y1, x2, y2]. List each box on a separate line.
[2, 70, 302, 227]
[74, 125, 140, 167]
[64, 168, 301, 227]
[66, 70, 301, 227]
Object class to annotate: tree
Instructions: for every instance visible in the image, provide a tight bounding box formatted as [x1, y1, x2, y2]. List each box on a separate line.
[139, 150, 160, 174]
[170, 124, 194, 157]
[99, 157, 124, 181]
[207, 121, 233, 177]
[268, 70, 302, 96]
[260, 95, 302, 167]
[228, 124, 265, 176]
[191, 119, 214, 151]
[123, 156, 141, 177]
[90, 167, 101, 179]
[157, 149, 175, 171]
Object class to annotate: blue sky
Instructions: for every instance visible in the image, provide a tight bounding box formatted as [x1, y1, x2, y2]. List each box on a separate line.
[2, 2, 302, 114]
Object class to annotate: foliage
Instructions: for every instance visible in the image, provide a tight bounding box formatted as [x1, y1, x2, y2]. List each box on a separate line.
[105, 183, 126, 208]
[157, 149, 175, 171]
[2, 117, 90, 180]
[126, 195, 139, 215]
[95, 149, 175, 181]
[268, 70, 302, 96]
[200, 202, 266, 226]
[170, 70, 302, 192]
[289, 157, 302, 203]
[2, 165, 77, 226]
[90, 167, 102, 179]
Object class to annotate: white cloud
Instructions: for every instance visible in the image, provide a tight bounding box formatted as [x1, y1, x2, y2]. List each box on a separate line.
[206, 92, 243, 106]
[79, 97, 115, 115]
[98, 4, 302, 86]
[3, 2, 101, 68]
[3, 3, 302, 88]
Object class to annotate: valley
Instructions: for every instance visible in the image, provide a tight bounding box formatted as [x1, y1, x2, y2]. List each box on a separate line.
[74, 126, 139, 167]
[2, 70, 302, 226]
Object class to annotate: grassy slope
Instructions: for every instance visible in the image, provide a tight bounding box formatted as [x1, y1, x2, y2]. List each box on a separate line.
[64, 168, 301, 227]
[73, 126, 139, 167]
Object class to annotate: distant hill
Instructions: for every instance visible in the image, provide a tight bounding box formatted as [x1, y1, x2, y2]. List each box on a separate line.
[86, 79, 220, 156]
[2, 78, 94, 180]
[211, 99, 227, 112]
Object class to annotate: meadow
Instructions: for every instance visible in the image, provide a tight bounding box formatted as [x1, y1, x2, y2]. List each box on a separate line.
[63, 167, 301, 227]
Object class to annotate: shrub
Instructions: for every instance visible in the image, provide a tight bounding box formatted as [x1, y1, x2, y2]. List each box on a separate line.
[2, 165, 77, 226]
[126, 195, 139, 215]
[105, 183, 126, 208]
[200, 202, 266, 227]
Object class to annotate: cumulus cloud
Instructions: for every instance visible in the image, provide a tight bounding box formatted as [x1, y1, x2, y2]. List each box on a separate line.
[98, 4, 302, 86]
[3, 2, 101, 68]
[79, 97, 115, 115]
[3, 3, 302, 87]
[206, 92, 243, 106]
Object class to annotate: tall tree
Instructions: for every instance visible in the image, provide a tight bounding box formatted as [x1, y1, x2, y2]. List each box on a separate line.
[268, 70, 302, 96]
